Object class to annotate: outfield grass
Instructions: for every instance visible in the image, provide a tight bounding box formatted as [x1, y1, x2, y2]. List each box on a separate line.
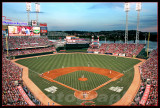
[16, 53, 141, 105]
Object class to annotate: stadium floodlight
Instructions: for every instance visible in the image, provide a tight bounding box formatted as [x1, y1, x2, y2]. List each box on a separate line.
[124, 2, 130, 12]
[26, 2, 31, 11]
[35, 2, 40, 12]
[136, 2, 142, 44]
[124, 2, 130, 44]
[26, 2, 31, 24]
[136, 2, 142, 11]
[35, 2, 40, 24]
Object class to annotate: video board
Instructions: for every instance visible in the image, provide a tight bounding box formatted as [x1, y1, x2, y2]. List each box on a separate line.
[8, 26, 40, 36]
[40, 27, 47, 33]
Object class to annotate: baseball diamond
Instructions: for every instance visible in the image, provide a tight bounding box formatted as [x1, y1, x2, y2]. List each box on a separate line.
[2, 2, 158, 106]
[14, 53, 142, 105]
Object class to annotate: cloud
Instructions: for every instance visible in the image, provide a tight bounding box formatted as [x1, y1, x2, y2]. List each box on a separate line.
[140, 26, 157, 32]
[26, 11, 45, 13]
[88, 3, 123, 10]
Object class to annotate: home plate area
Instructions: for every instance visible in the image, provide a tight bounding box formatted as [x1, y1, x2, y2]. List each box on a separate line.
[41, 67, 124, 101]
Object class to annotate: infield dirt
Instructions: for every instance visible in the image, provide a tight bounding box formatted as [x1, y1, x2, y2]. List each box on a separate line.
[11, 53, 146, 105]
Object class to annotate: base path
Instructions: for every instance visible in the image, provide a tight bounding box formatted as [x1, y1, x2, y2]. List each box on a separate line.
[112, 58, 146, 106]
[42, 66, 123, 100]
[42, 66, 123, 79]
[11, 53, 146, 106]
[11, 55, 61, 106]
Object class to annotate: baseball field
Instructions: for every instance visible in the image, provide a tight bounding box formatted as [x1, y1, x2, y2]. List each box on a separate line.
[15, 53, 141, 105]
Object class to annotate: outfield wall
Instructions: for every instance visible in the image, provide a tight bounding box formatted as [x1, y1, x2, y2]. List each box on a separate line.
[65, 44, 89, 49]
[11, 53, 146, 106]
[10, 51, 54, 59]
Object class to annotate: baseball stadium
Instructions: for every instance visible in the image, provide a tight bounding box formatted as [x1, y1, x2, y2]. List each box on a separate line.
[2, 2, 158, 106]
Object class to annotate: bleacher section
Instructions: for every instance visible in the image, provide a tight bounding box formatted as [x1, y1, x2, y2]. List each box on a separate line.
[90, 43, 145, 57]
[132, 49, 158, 105]
[3, 36, 54, 50]
[2, 53, 42, 105]
[2, 36, 55, 105]
[3, 36, 56, 57]
[4, 46, 56, 57]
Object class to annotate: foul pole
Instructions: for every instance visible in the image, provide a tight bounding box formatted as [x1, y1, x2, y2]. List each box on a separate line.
[147, 32, 150, 57]
[5, 32, 9, 57]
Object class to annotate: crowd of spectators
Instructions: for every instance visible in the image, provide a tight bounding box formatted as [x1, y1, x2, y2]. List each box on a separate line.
[132, 49, 158, 106]
[2, 54, 27, 105]
[2, 36, 56, 105]
[87, 47, 99, 52]
[5, 46, 56, 57]
[22, 85, 41, 105]
[3, 36, 54, 49]
[95, 43, 145, 57]
[2, 53, 41, 105]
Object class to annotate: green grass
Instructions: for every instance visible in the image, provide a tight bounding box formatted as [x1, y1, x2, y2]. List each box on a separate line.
[16, 53, 141, 105]
[54, 70, 111, 91]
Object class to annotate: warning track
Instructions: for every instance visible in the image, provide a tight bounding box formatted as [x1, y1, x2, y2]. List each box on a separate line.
[11, 53, 146, 105]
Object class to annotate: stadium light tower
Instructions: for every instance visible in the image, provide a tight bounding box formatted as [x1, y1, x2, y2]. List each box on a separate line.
[26, 2, 31, 23]
[124, 2, 130, 44]
[35, 2, 40, 24]
[135, 2, 142, 44]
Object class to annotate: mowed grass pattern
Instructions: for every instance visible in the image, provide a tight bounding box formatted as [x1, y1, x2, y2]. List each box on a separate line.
[54, 70, 111, 91]
[16, 54, 141, 105]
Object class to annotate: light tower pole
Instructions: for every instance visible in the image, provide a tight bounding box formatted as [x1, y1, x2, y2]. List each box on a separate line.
[136, 2, 142, 44]
[124, 2, 130, 44]
[35, 2, 40, 25]
[26, 2, 31, 24]
[97, 36, 100, 48]
[91, 36, 94, 48]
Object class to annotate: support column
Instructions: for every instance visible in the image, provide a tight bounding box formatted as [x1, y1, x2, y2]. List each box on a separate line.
[125, 11, 128, 44]
[97, 36, 99, 48]
[92, 36, 94, 48]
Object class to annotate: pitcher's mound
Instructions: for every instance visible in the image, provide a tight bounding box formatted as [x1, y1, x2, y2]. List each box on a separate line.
[74, 90, 97, 100]
[78, 78, 88, 81]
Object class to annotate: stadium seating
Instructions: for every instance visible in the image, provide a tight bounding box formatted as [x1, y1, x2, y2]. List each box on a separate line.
[3, 36, 54, 50]
[22, 85, 41, 105]
[5, 46, 56, 57]
[2, 53, 41, 105]
[2, 54, 27, 105]
[98, 43, 145, 57]
[2, 36, 55, 105]
[87, 47, 99, 52]
[133, 49, 158, 105]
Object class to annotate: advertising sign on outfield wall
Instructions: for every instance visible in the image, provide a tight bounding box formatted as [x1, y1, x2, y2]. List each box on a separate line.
[94, 51, 99, 54]
[113, 53, 118, 56]
[119, 53, 125, 56]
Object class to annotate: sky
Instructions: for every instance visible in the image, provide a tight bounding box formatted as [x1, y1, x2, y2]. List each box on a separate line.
[2, 2, 158, 32]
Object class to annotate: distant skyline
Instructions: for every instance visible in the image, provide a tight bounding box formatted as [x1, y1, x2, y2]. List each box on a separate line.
[2, 2, 157, 32]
